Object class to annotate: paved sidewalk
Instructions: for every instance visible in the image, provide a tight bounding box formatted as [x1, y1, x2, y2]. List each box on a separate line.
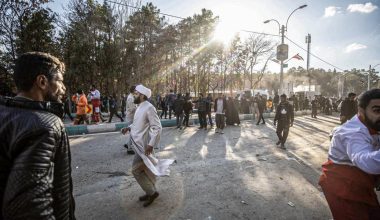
[65, 110, 312, 136]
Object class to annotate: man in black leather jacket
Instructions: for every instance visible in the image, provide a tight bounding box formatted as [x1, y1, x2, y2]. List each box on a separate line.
[0, 52, 75, 219]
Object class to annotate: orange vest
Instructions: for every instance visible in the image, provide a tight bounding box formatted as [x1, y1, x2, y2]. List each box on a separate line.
[72, 94, 88, 115]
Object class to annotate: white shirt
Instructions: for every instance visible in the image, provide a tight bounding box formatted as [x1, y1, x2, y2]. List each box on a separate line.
[216, 98, 224, 114]
[90, 89, 100, 100]
[329, 115, 380, 174]
[125, 93, 136, 123]
[130, 101, 162, 149]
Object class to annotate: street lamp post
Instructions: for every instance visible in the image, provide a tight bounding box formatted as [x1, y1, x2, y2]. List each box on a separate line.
[369, 64, 380, 90]
[264, 4, 307, 94]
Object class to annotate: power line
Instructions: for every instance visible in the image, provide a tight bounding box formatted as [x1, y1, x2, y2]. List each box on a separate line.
[285, 36, 345, 71]
[240, 30, 280, 37]
[107, 0, 280, 37]
[106, 0, 185, 20]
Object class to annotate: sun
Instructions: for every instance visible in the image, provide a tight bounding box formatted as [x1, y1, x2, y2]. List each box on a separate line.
[212, 19, 240, 45]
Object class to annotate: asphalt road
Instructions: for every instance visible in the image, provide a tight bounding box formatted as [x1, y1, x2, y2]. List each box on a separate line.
[69, 114, 342, 220]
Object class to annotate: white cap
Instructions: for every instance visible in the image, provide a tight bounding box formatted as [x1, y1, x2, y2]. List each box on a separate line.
[135, 84, 152, 99]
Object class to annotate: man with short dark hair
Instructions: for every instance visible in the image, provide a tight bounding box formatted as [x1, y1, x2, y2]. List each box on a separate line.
[319, 89, 380, 220]
[0, 52, 75, 219]
[340, 92, 357, 124]
[274, 94, 294, 149]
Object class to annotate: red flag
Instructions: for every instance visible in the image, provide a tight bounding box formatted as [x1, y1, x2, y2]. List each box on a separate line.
[292, 53, 304, 61]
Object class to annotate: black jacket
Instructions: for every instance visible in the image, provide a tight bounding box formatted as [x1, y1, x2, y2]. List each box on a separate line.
[274, 101, 294, 125]
[0, 96, 75, 220]
[340, 98, 357, 120]
[173, 97, 185, 114]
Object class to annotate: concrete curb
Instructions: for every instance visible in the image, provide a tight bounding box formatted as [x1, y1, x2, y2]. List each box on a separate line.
[65, 110, 312, 136]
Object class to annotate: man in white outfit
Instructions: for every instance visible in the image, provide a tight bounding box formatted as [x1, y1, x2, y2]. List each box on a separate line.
[121, 84, 174, 207]
[123, 85, 137, 154]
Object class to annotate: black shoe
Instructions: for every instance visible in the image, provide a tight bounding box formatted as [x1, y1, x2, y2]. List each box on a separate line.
[276, 141, 281, 145]
[198, 127, 203, 129]
[143, 192, 159, 207]
[127, 150, 135, 155]
[256, 123, 259, 125]
[280, 143, 286, 149]
[261, 122, 265, 124]
[123, 144, 128, 149]
[139, 194, 150, 201]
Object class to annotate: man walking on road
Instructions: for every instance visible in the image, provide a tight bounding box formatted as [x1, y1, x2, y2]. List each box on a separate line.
[195, 93, 208, 130]
[121, 85, 174, 207]
[206, 93, 214, 127]
[274, 94, 294, 149]
[183, 92, 193, 127]
[123, 85, 137, 154]
[214, 93, 227, 134]
[72, 89, 90, 125]
[256, 94, 266, 125]
[108, 93, 124, 123]
[0, 52, 75, 219]
[173, 93, 185, 129]
[319, 89, 380, 220]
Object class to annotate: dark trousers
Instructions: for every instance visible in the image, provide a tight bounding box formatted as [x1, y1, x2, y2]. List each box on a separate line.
[168, 106, 174, 119]
[64, 108, 74, 121]
[74, 114, 89, 125]
[256, 111, 265, 124]
[207, 111, 213, 125]
[160, 108, 167, 119]
[183, 111, 190, 126]
[108, 108, 124, 122]
[312, 108, 317, 118]
[276, 122, 289, 144]
[198, 111, 207, 128]
[215, 114, 225, 129]
[176, 113, 184, 128]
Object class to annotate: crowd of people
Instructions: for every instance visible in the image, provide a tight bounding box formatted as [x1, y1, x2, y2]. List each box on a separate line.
[1, 52, 379, 219]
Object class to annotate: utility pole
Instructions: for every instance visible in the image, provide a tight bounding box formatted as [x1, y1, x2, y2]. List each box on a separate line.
[305, 34, 311, 91]
[368, 64, 371, 90]
[280, 25, 285, 94]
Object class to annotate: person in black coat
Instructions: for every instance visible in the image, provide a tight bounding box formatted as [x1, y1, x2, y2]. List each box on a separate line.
[226, 97, 240, 125]
[173, 93, 185, 129]
[340, 92, 357, 124]
[256, 95, 266, 125]
[108, 93, 124, 123]
[183, 93, 193, 127]
[274, 94, 294, 149]
[0, 52, 75, 219]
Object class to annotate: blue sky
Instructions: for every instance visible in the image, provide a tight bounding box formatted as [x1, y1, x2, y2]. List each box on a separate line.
[49, 0, 380, 73]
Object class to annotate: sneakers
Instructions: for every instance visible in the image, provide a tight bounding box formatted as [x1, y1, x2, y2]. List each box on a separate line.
[220, 130, 224, 134]
[142, 192, 159, 207]
[215, 128, 219, 133]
